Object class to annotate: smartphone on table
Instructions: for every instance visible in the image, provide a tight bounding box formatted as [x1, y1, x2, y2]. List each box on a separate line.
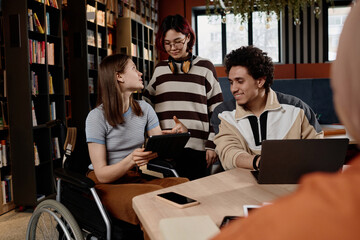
[156, 191, 199, 209]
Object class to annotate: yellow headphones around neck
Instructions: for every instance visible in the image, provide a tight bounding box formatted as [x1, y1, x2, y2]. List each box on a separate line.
[168, 53, 195, 74]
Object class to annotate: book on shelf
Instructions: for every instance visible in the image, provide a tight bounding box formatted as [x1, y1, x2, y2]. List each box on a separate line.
[34, 143, 40, 166]
[48, 72, 54, 94]
[97, 32, 103, 48]
[108, 31, 113, 45]
[1, 140, 7, 167]
[46, 0, 59, 9]
[106, 0, 116, 12]
[0, 142, 2, 168]
[106, 11, 115, 27]
[47, 42, 55, 65]
[28, 9, 34, 31]
[52, 0, 59, 9]
[1, 181, 5, 204]
[97, 10, 106, 27]
[88, 53, 95, 69]
[131, 43, 137, 57]
[33, 12, 45, 34]
[144, 47, 149, 60]
[1, 176, 13, 204]
[87, 29, 96, 47]
[86, 4, 96, 23]
[50, 101, 56, 120]
[29, 40, 46, 64]
[88, 77, 94, 94]
[32, 101, 37, 126]
[149, 49, 152, 60]
[31, 71, 39, 96]
[52, 137, 61, 159]
[46, 12, 50, 35]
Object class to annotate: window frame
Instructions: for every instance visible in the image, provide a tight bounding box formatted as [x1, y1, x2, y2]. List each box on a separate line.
[193, 8, 282, 65]
[323, 0, 352, 62]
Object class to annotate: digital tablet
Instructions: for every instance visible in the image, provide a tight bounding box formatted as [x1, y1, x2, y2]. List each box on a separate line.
[145, 132, 190, 159]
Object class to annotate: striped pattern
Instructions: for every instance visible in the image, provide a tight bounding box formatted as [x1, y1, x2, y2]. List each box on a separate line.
[143, 56, 223, 151]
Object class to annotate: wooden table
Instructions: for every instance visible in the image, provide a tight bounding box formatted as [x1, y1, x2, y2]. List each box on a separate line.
[322, 124, 356, 144]
[133, 168, 297, 240]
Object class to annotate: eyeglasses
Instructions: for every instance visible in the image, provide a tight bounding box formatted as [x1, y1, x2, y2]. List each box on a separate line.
[164, 37, 187, 50]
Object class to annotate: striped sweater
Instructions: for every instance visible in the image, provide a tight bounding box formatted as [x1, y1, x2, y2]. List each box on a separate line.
[143, 56, 223, 151]
[214, 89, 324, 170]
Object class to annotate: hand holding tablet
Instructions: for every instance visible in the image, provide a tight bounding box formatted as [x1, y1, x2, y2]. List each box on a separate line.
[145, 132, 191, 159]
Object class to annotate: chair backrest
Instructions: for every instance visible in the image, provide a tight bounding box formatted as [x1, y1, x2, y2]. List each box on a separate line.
[63, 128, 91, 175]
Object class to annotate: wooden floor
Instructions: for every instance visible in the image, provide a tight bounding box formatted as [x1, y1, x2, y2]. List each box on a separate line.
[0, 209, 32, 240]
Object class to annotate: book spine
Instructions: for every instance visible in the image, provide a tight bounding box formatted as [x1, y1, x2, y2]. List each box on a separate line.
[0, 143, 2, 168]
[1, 140, 7, 167]
[48, 72, 54, 94]
[50, 101, 56, 120]
[34, 143, 40, 166]
[46, 12, 50, 35]
[32, 101, 37, 126]
[28, 9, 34, 31]
[33, 13, 45, 34]
[1, 181, 6, 204]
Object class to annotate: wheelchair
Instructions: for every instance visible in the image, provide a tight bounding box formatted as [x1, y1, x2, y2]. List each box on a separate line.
[26, 125, 179, 240]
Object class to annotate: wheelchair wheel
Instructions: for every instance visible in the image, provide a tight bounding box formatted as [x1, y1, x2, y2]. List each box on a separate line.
[26, 199, 83, 240]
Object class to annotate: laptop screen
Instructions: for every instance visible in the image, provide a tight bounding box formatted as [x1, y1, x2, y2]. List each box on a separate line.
[254, 138, 349, 184]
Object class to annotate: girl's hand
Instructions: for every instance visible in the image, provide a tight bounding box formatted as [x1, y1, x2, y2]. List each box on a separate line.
[131, 148, 158, 167]
[162, 116, 188, 134]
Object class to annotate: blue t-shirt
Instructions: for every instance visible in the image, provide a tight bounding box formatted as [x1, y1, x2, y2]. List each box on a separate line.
[86, 100, 159, 167]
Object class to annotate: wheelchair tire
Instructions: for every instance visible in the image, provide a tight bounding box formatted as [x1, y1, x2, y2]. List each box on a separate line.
[26, 199, 83, 240]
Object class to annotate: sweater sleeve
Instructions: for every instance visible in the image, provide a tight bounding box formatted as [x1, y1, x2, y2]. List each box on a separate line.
[214, 116, 251, 170]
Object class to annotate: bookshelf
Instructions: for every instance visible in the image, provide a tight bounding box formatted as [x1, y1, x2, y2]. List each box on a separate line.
[106, 0, 117, 56]
[66, 0, 108, 132]
[0, 9, 14, 214]
[3, 0, 65, 207]
[116, 17, 156, 94]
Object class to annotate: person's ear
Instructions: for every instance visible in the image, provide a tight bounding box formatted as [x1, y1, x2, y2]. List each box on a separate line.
[257, 77, 266, 88]
[117, 72, 124, 83]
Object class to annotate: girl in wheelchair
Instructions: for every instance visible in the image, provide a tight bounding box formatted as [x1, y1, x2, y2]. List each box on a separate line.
[85, 54, 189, 239]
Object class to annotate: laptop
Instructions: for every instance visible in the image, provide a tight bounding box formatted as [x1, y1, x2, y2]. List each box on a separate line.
[251, 138, 349, 184]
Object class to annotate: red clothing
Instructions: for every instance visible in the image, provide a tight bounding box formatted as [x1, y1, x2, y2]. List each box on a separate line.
[213, 154, 360, 240]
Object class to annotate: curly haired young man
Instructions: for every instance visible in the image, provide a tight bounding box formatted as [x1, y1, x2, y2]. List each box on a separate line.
[212, 46, 323, 170]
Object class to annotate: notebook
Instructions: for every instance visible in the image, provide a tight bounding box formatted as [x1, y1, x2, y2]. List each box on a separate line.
[251, 138, 349, 184]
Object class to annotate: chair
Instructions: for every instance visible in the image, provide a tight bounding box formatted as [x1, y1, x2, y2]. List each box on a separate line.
[26, 127, 180, 240]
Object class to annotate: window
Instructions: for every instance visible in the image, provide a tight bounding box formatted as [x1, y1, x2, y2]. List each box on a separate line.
[197, 15, 223, 64]
[194, 10, 280, 65]
[252, 12, 279, 62]
[328, 6, 351, 61]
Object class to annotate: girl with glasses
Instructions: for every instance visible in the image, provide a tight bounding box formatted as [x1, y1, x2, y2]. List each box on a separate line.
[143, 14, 224, 180]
